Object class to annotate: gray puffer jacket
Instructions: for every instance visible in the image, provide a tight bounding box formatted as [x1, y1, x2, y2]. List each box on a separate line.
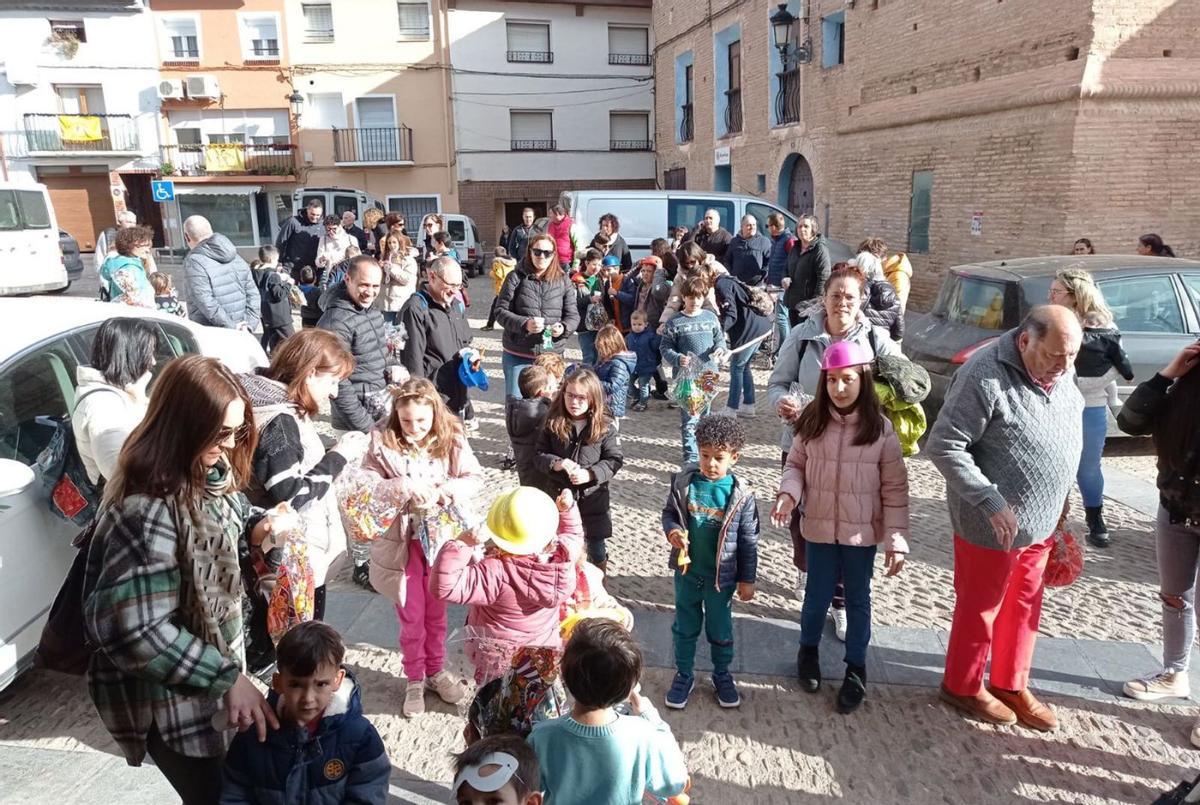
[317, 283, 390, 432]
[184, 233, 261, 331]
[494, 264, 580, 357]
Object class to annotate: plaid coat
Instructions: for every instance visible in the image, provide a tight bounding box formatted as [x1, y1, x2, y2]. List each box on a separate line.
[83, 494, 252, 764]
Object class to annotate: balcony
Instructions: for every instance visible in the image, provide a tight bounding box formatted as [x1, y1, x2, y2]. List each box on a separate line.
[776, 67, 802, 125]
[506, 50, 553, 64]
[679, 103, 693, 143]
[512, 139, 556, 151]
[160, 142, 295, 177]
[610, 139, 652, 151]
[608, 52, 650, 66]
[23, 113, 139, 154]
[724, 88, 743, 135]
[333, 126, 414, 165]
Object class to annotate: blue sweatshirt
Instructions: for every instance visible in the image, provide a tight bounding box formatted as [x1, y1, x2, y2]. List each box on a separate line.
[660, 309, 726, 369]
[625, 330, 661, 376]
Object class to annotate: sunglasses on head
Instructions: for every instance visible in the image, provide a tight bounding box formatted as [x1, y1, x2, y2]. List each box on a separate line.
[215, 423, 251, 445]
[530, 248, 555, 258]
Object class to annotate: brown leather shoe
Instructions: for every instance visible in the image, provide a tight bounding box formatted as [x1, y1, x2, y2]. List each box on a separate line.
[986, 686, 1058, 732]
[938, 683, 1017, 725]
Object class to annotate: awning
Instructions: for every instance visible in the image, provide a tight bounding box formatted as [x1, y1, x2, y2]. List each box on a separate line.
[174, 184, 264, 196]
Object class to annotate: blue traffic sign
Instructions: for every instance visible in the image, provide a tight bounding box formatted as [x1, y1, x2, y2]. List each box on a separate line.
[151, 180, 175, 202]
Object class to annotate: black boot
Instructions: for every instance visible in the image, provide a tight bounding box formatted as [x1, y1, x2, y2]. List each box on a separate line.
[797, 646, 821, 693]
[1085, 506, 1110, 548]
[837, 664, 867, 714]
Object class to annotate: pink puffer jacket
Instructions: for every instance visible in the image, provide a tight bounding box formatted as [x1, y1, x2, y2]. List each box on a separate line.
[778, 410, 910, 553]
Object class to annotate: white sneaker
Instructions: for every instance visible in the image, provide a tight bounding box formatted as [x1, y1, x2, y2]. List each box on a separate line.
[832, 608, 848, 642]
[737, 403, 757, 418]
[427, 669, 468, 705]
[1123, 669, 1190, 701]
[794, 570, 806, 601]
[403, 678, 425, 717]
[711, 406, 736, 417]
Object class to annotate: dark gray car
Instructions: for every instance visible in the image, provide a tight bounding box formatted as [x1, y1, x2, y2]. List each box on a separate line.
[58, 229, 83, 279]
[905, 255, 1200, 426]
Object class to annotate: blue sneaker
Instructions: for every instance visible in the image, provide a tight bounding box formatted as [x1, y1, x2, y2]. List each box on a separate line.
[664, 672, 695, 709]
[712, 671, 741, 708]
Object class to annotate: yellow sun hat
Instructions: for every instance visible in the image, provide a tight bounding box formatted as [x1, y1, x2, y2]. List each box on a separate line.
[486, 487, 559, 556]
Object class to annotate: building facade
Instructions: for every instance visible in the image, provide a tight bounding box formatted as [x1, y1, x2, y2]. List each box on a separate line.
[654, 0, 1200, 308]
[449, 0, 655, 244]
[0, 1, 160, 252]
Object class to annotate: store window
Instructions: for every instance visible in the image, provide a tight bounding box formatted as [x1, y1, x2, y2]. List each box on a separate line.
[179, 194, 256, 247]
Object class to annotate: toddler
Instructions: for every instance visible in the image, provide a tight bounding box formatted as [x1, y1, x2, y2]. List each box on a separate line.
[625, 310, 661, 412]
[594, 324, 635, 427]
[453, 733, 543, 805]
[149, 271, 187, 318]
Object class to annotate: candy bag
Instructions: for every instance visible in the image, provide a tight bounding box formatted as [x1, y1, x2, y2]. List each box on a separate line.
[672, 354, 720, 416]
[336, 466, 403, 544]
[415, 502, 478, 565]
[267, 535, 315, 643]
[1044, 527, 1084, 588]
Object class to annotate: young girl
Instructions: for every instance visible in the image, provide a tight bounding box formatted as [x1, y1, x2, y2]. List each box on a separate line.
[594, 324, 636, 426]
[573, 248, 606, 365]
[363, 378, 482, 717]
[534, 368, 624, 573]
[149, 271, 187, 318]
[379, 233, 418, 324]
[770, 340, 909, 714]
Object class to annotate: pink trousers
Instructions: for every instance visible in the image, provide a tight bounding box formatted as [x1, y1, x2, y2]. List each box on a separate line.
[395, 539, 448, 682]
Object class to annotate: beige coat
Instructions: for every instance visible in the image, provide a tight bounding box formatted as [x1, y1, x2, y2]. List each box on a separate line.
[380, 252, 419, 312]
[657, 254, 727, 328]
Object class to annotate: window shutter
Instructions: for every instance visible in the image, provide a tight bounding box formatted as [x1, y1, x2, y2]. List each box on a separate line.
[610, 113, 648, 141]
[397, 1, 430, 40]
[506, 23, 549, 52]
[303, 4, 334, 37]
[608, 27, 647, 55]
[510, 111, 551, 140]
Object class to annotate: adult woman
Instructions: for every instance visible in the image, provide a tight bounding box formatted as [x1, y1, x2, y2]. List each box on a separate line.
[782, 215, 832, 327]
[714, 268, 771, 417]
[379, 232, 419, 323]
[1048, 268, 1134, 547]
[1118, 341, 1200, 746]
[768, 263, 901, 636]
[363, 208, 386, 256]
[418, 213, 445, 264]
[241, 330, 359, 623]
[83, 355, 277, 803]
[1072, 238, 1095, 255]
[73, 318, 159, 485]
[98, 226, 156, 308]
[494, 232, 579, 398]
[1138, 233, 1176, 257]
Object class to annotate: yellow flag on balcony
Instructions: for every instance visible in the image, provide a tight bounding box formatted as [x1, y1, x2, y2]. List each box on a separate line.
[58, 115, 103, 142]
[203, 143, 245, 172]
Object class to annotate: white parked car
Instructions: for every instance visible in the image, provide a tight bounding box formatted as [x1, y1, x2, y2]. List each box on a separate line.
[0, 298, 267, 692]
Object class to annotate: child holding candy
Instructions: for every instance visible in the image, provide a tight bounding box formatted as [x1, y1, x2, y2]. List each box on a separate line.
[660, 276, 727, 465]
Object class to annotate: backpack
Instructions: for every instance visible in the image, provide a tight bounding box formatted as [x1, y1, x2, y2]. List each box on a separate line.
[35, 387, 121, 526]
[35, 517, 100, 675]
[738, 279, 776, 318]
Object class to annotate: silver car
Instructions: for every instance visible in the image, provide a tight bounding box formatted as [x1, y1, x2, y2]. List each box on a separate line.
[905, 255, 1200, 427]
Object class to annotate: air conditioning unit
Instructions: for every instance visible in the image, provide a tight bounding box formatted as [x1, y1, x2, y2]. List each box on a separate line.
[185, 74, 220, 99]
[158, 78, 185, 100]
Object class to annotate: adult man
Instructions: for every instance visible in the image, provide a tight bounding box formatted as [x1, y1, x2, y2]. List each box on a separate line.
[94, 209, 136, 258]
[929, 305, 1084, 732]
[400, 257, 472, 418]
[276, 199, 325, 275]
[341, 210, 369, 252]
[765, 213, 796, 355]
[182, 215, 261, 331]
[317, 256, 391, 434]
[686, 209, 732, 261]
[505, 207, 537, 263]
[723, 214, 772, 285]
[598, 213, 633, 274]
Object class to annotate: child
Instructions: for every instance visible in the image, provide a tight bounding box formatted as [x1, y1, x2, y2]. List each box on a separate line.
[625, 310, 660, 412]
[431, 486, 583, 683]
[572, 248, 606, 366]
[252, 246, 295, 354]
[322, 245, 362, 291]
[298, 265, 322, 328]
[363, 378, 482, 717]
[222, 622, 390, 804]
[660, 276, 727, 466]
[484, 246, 517, 331]
[507, 365, 556, 485]
[594, 324, 635, 426]
[149, 271, 187, 318]
[534, 368, 623, 573]
[770, 340, 909, 714]
[527, 618, 688, 804]
[661, 415, 759, 710]
[453, 733, 543, 805]
[502, 354, 567, 473]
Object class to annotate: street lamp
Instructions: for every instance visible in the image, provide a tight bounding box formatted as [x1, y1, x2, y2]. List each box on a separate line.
[287, 90, 304, 119]
[770, 3, 795, 58]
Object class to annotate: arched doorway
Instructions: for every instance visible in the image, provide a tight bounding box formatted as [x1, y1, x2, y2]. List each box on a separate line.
[778, 153, 814, 218]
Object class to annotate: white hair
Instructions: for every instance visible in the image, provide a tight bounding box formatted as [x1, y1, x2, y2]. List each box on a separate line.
[116, 210, 137, 226]
[183, 215, 213, 243]
[740, 214, 756, 227]
[853, 251, 884, 281]
[704, 208, 720, 221]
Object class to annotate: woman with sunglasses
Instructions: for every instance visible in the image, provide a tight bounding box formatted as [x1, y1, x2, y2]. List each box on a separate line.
[82, 355, 278, 804]
[494, 232, 580, 398]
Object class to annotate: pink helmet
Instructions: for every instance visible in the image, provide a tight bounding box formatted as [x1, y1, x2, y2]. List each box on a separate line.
[821, 340, 873, 371]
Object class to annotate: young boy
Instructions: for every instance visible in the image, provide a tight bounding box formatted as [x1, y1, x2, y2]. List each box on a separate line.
[527, 619, 688, 804]
[453, 734, 543, 805]
[500, 353, 565, 472]
[222, 621, 390, 804]
[625, 310, 660, 412]
[660, 276, 727, 465]
[298, 265, 323, 328]
[252, 245, 295, 354]
[661, 415, 759, 710]
[506, 365, 556, 485]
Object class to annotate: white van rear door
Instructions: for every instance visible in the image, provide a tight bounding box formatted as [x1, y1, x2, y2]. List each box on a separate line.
[0, 189, 66, 293]
[582, 197, 661, 249]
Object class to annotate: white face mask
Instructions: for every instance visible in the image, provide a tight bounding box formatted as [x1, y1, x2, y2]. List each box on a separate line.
[452, 752, 521, 794]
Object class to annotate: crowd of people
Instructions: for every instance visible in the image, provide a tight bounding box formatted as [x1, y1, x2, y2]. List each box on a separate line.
[66, 203, 1200, 804]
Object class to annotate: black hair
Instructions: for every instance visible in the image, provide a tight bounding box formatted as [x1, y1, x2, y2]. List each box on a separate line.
[90, 317, 160, 388]
[695, 414, 746, 453]
[599, 212, 620, 231]
[323, 214, 340, 227]
[433, 231, 454, 248]
[275, 621, 345, 677]
[452, 734, 539, 799]
[1073, 237, 1094, 254]
[1140, 233, 1175, 257]
[561, 618, 641, 709]
[299, 265, 316, 284]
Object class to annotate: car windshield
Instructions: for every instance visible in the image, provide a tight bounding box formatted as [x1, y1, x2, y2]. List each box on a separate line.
[446, 220, 466, 241]
[940, 274, 1008, 330]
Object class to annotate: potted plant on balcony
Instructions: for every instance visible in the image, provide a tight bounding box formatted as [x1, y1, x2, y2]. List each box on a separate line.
[48, 29, 81, 59]
[160, 163, 176, 176]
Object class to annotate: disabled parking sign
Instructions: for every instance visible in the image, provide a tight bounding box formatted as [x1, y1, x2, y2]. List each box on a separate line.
[151, 180, 175, 202]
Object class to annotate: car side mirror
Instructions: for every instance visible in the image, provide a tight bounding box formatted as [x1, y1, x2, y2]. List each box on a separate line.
[0, 458, 36, 498]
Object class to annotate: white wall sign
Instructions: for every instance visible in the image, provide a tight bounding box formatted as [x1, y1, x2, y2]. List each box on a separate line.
[714, 146, 731, 166]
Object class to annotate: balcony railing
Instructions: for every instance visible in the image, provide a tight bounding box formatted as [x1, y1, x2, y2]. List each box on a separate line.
[160, 142, 296, 176]
[23, 112, 139, 153]
[679, 103, 693, 142]
[506, 50, 553, 63]
[511, 139, 556, 151]
[610, 139, 652, 151]
[608, 52, 650, 66]
[724, 88, 742, 135]
[776, 67, 802, 125]
[333, 126, 414, 164]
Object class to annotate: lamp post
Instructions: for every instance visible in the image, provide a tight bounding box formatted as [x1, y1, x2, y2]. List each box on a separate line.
[770, 3, 795, 64]
[288, 90, 304, 120]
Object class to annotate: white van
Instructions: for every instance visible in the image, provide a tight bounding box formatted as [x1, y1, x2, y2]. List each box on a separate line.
[292, 187, 384, 222]
[0, 183, 69, 296]
[443, 213, 483, 277]
[557, 189, 801, 260]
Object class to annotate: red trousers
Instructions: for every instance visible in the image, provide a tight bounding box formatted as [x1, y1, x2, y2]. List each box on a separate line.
[943, 535, 1050, 696]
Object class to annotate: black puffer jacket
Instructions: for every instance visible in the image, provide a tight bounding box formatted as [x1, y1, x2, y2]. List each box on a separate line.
[316, 283, 389, 432]
[783, 235, 832, 312]
[400, 289, 472, 413]
[534, 418, 624, 540]
[494, 264, 580, 356]
[505, 395, 550, 487]
[1077, 327, 1134, 380]
[275, 213, 323, 270]
[864, 278, 905, 342]
[715, 274, 771, 350]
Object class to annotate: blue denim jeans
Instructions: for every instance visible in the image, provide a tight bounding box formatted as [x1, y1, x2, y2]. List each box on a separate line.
[679, 402, 710, 465]
[773, 299, 790, 356]
[1078, 405, 1108, 508]
[578, 331, 597, 366]
[800, 542, 877, 668]
[726, 341, 760, 410]
[502, 351, 533, 399]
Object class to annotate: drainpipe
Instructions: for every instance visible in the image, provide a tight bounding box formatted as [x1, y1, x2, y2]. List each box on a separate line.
[438, 2, 456, 210]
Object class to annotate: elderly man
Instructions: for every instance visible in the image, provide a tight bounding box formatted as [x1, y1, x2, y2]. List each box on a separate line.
[341, 210, 369, 252]
[929, 305, 1084, 731]
[724, 214, 773, 285]
[182, 215, 260, 332]
[276, 198, 325, 276]
[400, 256, 472, 417]
[95, 209, 136, 258]
[686, 208, 732, 261]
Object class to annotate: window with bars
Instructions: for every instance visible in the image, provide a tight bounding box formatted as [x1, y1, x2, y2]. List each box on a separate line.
[241, 14, 280, 59]
[49, 20, 86, 43]
[387, 196, 439, 223]
[397, 0, 430, 41]
[908, 170, 933, 254]
[510, 110, 554, 150]
[608, 26, 649, 66]
[302, 3, 334, 43]
[610, 112, 651, 151]
[506, 22, 551, 63]
[162, 17, 200, 59]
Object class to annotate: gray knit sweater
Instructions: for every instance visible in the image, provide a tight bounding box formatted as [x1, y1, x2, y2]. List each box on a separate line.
[927, 329, 1083, 550]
